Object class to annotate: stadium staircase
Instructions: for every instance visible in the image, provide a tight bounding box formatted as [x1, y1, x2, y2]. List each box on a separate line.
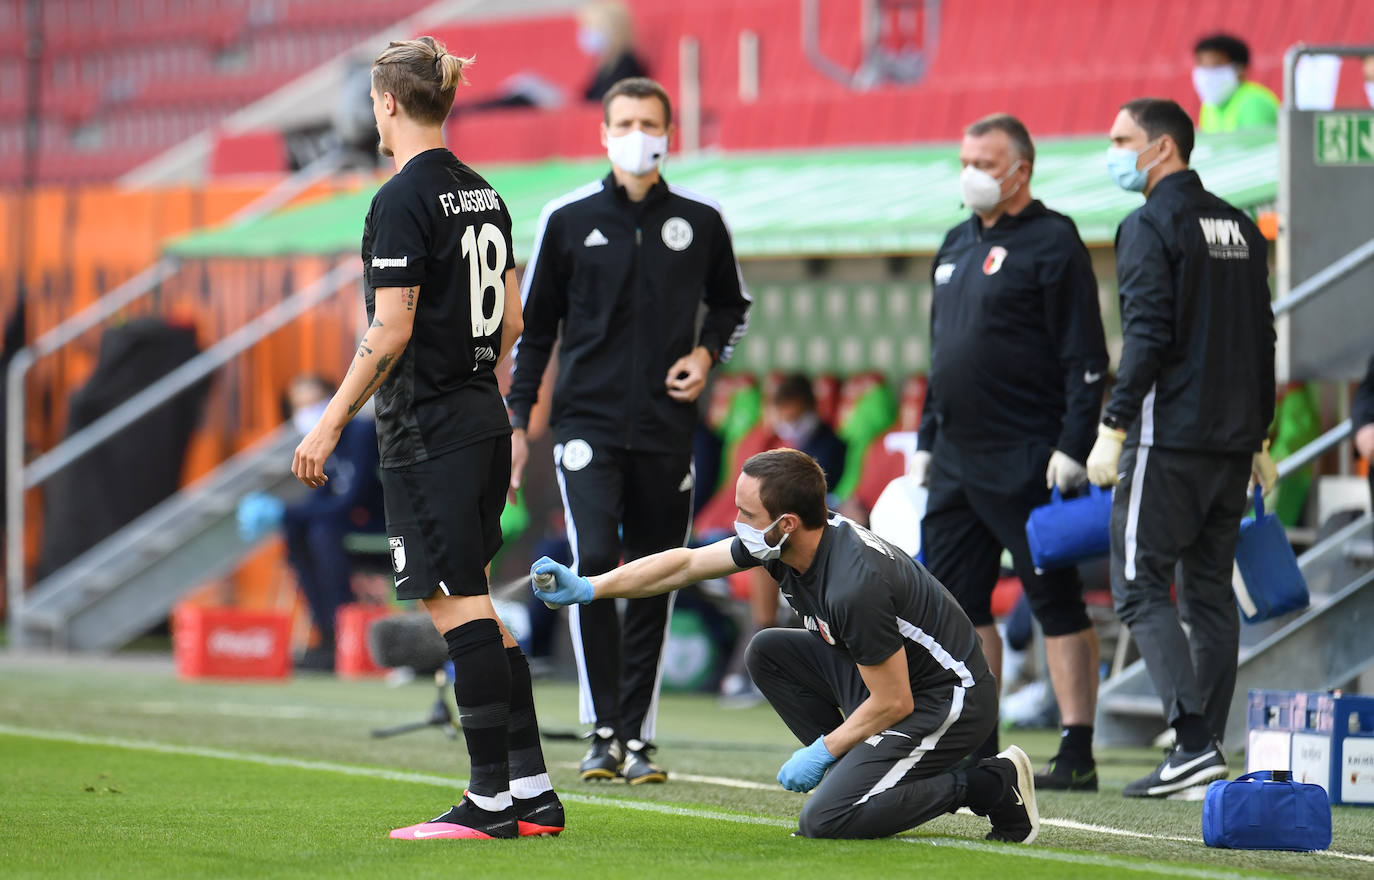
[10, 426, 303, 651]
[1095, 501, 1373, 748]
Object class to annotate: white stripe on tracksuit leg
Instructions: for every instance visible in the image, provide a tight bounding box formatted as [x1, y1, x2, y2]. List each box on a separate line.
[1123, 446, 1151, 582]
[854, 686, 966, 806]
[553, 445, 597, 727]
[637, 459, 695, 743]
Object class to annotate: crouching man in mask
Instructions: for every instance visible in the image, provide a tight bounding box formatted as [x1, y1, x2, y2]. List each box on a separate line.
[532, 448, 1039, 842]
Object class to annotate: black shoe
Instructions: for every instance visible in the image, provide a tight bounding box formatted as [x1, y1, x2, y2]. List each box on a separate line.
[1034, 754, 1099, 791]
[980, 745, 1039, 844]
[390, 795, 517, 839]
[514, 789, 564, 837]
[579, 727, 623, 781]
[1123, 740, 1227, 798]
[622, 739, 668, 784]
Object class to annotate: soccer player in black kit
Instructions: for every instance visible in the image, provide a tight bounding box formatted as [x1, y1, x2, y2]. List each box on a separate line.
[292, 36, 562, 841]
[530, 449, 1039, 842]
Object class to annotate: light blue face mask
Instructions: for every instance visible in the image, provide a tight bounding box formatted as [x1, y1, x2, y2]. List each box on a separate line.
[1106, 139, 1162, 193]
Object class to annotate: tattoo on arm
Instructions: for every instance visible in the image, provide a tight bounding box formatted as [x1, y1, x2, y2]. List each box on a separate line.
[405, 287, 416, 311]
[346, 352, 395, 417]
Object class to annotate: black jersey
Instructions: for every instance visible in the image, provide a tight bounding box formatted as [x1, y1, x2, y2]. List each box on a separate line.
[731, 515, 991, 693]
[361, 148, 516, 468]
[1104, 170, 1274, 452]
[918, 201, 1108, 465]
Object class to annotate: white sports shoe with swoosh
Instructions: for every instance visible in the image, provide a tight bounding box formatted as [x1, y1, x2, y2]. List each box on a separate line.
[981, 745, 1039, 844]
[1123, 740, 1228, 798]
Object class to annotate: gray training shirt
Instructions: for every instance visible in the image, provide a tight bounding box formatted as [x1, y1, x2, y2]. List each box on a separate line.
[731, 514, 991, 693]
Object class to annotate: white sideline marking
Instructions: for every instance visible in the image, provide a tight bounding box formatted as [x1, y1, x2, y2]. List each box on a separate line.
[2, 724, 1370, 872]
[554, 760, 776, 791]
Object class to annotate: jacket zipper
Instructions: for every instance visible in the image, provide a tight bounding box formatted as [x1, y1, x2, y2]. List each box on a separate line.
[625, 224, 643, 450]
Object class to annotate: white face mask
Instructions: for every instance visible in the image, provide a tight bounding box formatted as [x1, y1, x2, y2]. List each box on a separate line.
[1193, 65, 1240, 106]
[775, 411, 819, 448]
[577, 26, 609, 56]
[959, 160, 1022, 214]
[734, 514, 789, 561]
[607, 129, 668, 176]
[1366, 81, 1374, 109]
[292, 401, 328, 436]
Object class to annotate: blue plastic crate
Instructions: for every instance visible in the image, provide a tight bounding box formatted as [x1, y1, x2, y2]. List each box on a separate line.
[1246, 689, 1374, 806]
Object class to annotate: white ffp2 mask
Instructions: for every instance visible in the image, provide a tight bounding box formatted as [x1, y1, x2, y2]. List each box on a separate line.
[960, 160, 1021, 214]
[734, 515, 788, 561]
[1192, 65, 1240, 106]
[607, 129, 668, 176]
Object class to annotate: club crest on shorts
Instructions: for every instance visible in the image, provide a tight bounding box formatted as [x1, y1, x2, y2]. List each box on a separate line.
[982, 246, 1008, 275]
[389, 536, 406, 573]
[561, 439, 593, 472]
[661, 217, 693, 251]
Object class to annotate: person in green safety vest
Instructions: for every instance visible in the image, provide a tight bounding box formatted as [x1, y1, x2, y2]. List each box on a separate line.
[1193, 34, 1279, 133]
[1267, 383, 1321, 528]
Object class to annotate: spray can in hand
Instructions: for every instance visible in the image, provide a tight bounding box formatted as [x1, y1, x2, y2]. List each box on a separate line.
[532, 571, 559, 610]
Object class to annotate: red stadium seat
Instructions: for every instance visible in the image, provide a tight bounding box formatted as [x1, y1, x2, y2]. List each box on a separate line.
[209, 130, 289, 177]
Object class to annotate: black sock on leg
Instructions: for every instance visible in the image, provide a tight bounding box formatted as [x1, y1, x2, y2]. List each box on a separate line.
[959, 766, 1008, 814]
[1174, 713, 1211, 752]
[1058, 724, 1094, 762]
[505, 645, 554, 800]
[445, 619, 512, 809]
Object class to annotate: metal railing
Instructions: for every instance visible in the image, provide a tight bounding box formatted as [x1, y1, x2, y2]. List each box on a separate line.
[5, 259, 363, 644]
[1276, 419, 1354, 481]
[5, 157, 359, 640]
[1272, 237, 1374, 317]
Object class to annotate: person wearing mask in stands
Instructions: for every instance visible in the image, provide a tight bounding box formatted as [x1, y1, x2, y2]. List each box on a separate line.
[1089, 98, 1275, 797]
[578, 0, 648, 102]
[1193, 34, 1279, 133]
[768, 373, 847, 492]
[237, 374, 384, 671]
[914, 113, 1109, 791]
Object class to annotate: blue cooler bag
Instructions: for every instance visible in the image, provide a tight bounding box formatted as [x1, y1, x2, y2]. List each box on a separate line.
[1232, 488, 1309, 623]
[1202, 770, 1331, 851]
[1025, 486, 1112, 573]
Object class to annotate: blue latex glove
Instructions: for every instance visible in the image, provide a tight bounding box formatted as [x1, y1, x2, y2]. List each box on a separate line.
[530, 556, 594, 606]
[777, 736, 837, 793]
[236, 492, 285, 542]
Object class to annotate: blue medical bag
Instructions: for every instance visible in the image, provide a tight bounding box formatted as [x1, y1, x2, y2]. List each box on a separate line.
[1024, 486, 1112, 573]
[1232, 488, 1309, 623]
[1202, 770, 1331, 851]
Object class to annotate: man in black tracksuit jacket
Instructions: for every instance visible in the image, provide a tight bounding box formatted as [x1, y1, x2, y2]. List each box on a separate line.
[507, 78, 750, 784]
[916, 115, 1108, 789]
[1088, 99, 1275, 798]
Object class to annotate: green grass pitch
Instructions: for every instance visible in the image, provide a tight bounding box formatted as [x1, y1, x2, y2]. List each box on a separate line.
[1, 653, 1371, 879]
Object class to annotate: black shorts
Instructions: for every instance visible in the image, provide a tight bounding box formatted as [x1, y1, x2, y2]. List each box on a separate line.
[923, 439, 1090, 636]
[380, 436, 510, 601]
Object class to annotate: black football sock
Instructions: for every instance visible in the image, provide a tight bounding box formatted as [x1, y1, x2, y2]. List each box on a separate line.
[445, 619, 512, 810]
[505, 645, 553, 799]
[1058, 725, 1094, 763]
[959, 766, 1008, 814]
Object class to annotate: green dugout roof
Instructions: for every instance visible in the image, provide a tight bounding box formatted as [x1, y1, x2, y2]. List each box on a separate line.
[165, 130, 1277, 261]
